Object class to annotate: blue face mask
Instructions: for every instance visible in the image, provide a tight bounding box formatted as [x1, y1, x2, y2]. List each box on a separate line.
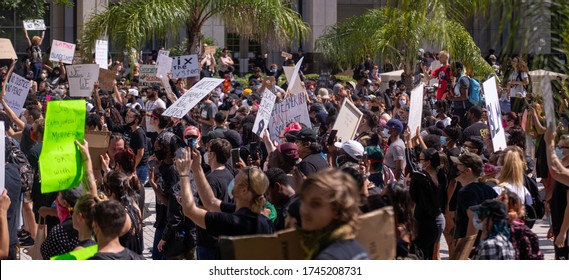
[556, 148, 564, 159]
[440, 136, 448, 146]
[383, 128, 391, 138]
[227, 179, 235, 199]
[185, 138, 198, 149]
[472, 213, 484, 231]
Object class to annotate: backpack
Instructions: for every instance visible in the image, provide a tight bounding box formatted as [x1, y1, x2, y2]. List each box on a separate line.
[468, 77, 484, 107]
[6, 137, 34, 193]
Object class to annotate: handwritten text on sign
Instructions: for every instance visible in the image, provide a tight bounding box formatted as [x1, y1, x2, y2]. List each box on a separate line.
[3, 73, 31, 116]
[67, 64, 100, 97]
[95, 39, 108, 69]
[139, 65, 161, 88]
[49, 40, 76, 64]
[162, 78, 224, 118]
[253, 89, 276, 136]
[23, 19, 46, 30]
[39, 100, 86, 193]
[482, 77, 507, 151]
[171, 55, 199, 78]
[269, 93, 312, 141]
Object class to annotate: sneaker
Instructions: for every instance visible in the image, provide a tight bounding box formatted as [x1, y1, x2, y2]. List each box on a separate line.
[18, 230, 30, 241]
[19, 235, 34, 247]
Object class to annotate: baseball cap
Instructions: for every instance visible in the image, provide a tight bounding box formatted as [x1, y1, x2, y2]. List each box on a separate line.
[334, 140, 364, 161]
[242, 88, 253, 96]
[469, 199, 508, 221]
[60, 187, 83, 207]
[385, 119, 404, 133]
[223, 129, 243, 148]
[296, 127, 317, 142]
[127, 88, 139, 97]
[278, 142, 299, 165]
[450, 151, 484, 175]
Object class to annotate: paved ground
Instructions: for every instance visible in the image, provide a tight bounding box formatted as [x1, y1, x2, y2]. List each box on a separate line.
[21, 185, 557, 260]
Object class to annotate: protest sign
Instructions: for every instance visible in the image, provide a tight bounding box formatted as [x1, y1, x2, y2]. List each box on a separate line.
[204, 45, 217, 55]
[317, 68, 332, 89]
[252, 89, 276, 136]
[49, 40, 76, 64]
[268, 93, 311, 141]
[39, 100, 86, 193]
[220, 207, 396, 260]
[332, 99, 363, 143]
[161, 77, 177, 102]
[282, 66, 307, 97]
[3, 73, 31, 116]
[98, 68, 117, 91]
[171, 55, 199, 78]
[84, 131, 110, 170]
[482, 77, 507, 151]
[0, 121, 4, 194]
[67, 64, 99, 97]
[158, 50, 169, 57]
[23, 19, 46, 30]
[162, 78, 224, 118]
[95, 39, 108, 69]
[408, 83, 424, 138]
[541, 75, 556, 128]
[281, 51, 292, 60]
[139, 65, 161, 88]
[286, 57, 304, 95]
[0, 39, 17, 59]
[156, 54, 173, 78]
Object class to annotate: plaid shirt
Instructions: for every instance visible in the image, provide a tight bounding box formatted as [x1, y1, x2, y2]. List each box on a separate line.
[474, 233, 516, 260]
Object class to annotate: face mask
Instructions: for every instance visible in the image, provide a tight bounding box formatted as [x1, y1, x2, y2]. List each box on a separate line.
[271, 69, 277, 73]
[41, 73, 47, 79]
[432, 109, 438, 116]
[383, 128, 391, 138]
[460, 146, 467, 154]
[155, 149, 167, 161]
[227, 179, 235, 199]
[440, 136, 448, 146]
[127, 120, 136, 127]
[55, 199, 71, 223]
[472, 213, 484, 231]
[335, 154, 346, 167]
[399, 99, 407, 106]
[141, 96, 147, 102]
[556, 148, 564, 159]
[185, 138, 198, 149]
[417, 163, 424, 169]
[203, 152, 210, 165]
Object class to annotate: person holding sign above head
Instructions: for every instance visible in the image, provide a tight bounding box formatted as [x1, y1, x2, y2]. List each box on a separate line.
[24, 29, 45, 81]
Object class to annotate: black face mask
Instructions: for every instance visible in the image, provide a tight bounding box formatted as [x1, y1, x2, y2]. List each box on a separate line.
[155, 149, 167, 161]
[127, 120, 136, 127]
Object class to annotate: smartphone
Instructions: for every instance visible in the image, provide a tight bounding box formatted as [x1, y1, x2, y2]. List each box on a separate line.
[327, 130, 338, 146]
[231, 148, 241, 168]
[250, 142, 259, 160]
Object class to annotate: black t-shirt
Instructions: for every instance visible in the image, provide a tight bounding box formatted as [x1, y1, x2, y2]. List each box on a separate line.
[204, 208, 274, 237]
[459, 122, 489, 144]
[454, 182, 497, 239]
[409, 171, 446, 219]
[550, 179, 569, 235]
[20, 124, 34, 156]
[89, 248, 145, 260]
[298, 153, 329, 177]
[126, 127, 148, 165]
[314, 239, 369, 260]
[5, 163, 22, 259]
[274, 196, 298, 231]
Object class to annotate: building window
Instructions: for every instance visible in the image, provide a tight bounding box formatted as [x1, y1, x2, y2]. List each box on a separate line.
[225, 33, 262, 58]
[0, 8, 51, 54]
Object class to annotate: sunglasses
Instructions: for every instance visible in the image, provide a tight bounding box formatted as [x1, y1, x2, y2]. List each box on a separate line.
[557, 145, 569, 150]
[184, 135, 198, 140]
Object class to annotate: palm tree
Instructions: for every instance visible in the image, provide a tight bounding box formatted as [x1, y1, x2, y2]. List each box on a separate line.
[81, 0, 309, 57]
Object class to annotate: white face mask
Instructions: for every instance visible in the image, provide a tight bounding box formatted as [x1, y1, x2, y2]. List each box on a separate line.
[203, 152, 210, 165]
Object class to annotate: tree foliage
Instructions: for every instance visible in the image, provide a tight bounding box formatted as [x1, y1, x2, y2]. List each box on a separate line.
[0, 0, 72, 20]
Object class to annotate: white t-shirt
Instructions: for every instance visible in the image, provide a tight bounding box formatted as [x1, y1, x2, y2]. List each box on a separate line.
[145, 98, 166, 133]
[508, 70, 528, 98]
[494, 182, 533, 205]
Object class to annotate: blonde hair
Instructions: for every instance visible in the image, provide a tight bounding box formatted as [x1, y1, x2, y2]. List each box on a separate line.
[299, 169, 361, 231]
[241, 167, 269, 214]
[498, 146, 526, 187]
[32, 36, 41, 45]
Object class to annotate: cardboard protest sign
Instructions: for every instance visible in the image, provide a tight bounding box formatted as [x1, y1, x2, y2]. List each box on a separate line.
[252, 89, 276, 136]
[139, 65, 161, 88]
[0, 39, 17, 59]
[158, 50, 169, 57]
[281, 51, 292, 60]
[171, 55, 199, 78]
[332, 99, 363, 143]
[541, 75, 556, 128]
[23, 19, 46, 30]
[286, 57, 304, 95]
[40, 100, 86, 193]
[450, 235, 476, 260]
[49, 40, 76, 64]
[95, 39, 108, 69]
[98, 68, 117, 91]
[268, 93, 311, 141]
[220, 207, 396, 260]
[0, 121, 4, 194]
[204, 45, 217, 55]
[156, 54, 173, 78]
[482, 77, 507, 151]
[84, 131, 110, 170]
[162, 78, 224, 118]
[3, 73, 31, 116]
[282, 66, 307, 97]
[161, 77, 177, 102]
[408, 83, 424, 138]
[67, 64, 100, 97]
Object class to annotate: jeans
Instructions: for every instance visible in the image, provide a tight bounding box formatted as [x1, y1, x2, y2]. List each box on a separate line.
[152, 227, 164, 260]
[136, 163, 149, 185]
[196, 246, 220, 260]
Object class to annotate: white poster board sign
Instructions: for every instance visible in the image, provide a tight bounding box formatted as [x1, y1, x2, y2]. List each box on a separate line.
[253, 89, 276, 136]
[156, 54, 173, 78]
[286, 57, 304, 95]
[3, 73, 31, 116]
[23, 19, 46, 30]
[158, 50, 169, 57]
[541, 75, 556, 128]
[171, 55, 199, 78]
[139, 65, 161, 88]
[283, 66, 307, 96]
[162, 78, 224, 118]
[0, 121, 4, 194]
[49, 40, 76, 64]
[95, 39, 108, 69]
[269, 93, 311, 142]
[482, 77, 507, 151]
[408, 83, 424, 138]
[67, 64, 100, 97]
[332, 99, 363, 143]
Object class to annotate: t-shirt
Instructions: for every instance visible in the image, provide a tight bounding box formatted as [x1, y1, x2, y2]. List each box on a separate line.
[145, 98, 166, 133]
[125, 127, 148, 166]
[453, 75, 470, 101]
[459, 122, 489, 144]
[550, 179, 568, 235]
[200, 103, 218, 135]
[19, 124, 34, 156]
[508, 70, 528, 98]
[314, 239, 370, 260]
[454, 182, 498, 239]
[205, 208, 274, 237]
[432, 65, 452, 100]
[298, 153, 329, 177]
[89, 248, 145, 260]
[384, 138, 406, 180]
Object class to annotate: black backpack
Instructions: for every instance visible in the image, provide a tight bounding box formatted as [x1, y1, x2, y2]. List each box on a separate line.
[6, 137, 34, 193]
